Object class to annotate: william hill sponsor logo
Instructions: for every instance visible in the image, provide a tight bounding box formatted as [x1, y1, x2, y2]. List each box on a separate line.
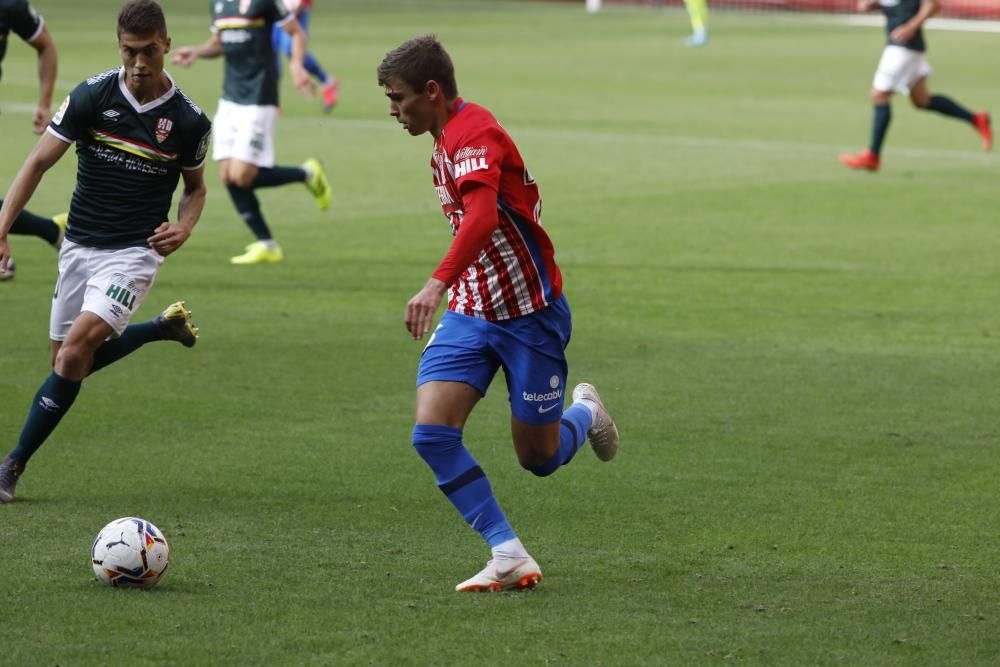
[452, 146, 489, 179]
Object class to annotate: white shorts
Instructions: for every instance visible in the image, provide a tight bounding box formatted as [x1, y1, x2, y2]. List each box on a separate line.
[211, 98, 278, 167]
[872, 45, 931, 94]
[50, 240, 164, 340]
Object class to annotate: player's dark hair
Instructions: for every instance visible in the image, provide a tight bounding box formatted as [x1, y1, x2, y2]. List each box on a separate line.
[117, 0, 167, 38]
[377, 34, 458, 100]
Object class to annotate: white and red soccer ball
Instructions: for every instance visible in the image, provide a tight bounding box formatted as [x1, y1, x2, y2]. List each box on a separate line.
[91, 517, 170, 588]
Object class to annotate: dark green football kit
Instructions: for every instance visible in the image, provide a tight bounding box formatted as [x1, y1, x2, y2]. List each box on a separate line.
[48, 68, 212, 249]
[212, 0, 292, 106]
[879, 0, 926, 52]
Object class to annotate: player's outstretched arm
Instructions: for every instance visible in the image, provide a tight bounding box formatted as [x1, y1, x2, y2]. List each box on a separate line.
[0, 132, 70, 271]
[281, 18, 312, 98]
[28, 25, 58, 134]
[171, 34, 223, 67]
[857, 0, 879, 11]
[146, 165, 207, 257]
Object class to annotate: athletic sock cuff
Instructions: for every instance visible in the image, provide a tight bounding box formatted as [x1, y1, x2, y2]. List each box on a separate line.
[412, 424, 463, 444]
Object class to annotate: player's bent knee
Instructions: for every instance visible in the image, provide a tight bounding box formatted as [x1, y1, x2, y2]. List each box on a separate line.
[522, 459, 559, 477]
[516, 448, 559, 476]
[54, 343, 94, 380]
[870, 90, 891, 105]
[226, 172, 253, 189]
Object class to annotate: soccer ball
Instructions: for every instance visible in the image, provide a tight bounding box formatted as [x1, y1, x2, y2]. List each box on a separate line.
[91, 517, 170, 588]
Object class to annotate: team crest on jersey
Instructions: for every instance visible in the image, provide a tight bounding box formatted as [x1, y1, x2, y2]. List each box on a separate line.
[155, 118, 173, 143]
[239, 0, 251, 14]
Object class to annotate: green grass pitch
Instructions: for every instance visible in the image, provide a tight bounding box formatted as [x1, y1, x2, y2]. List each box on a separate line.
[2, 1, 999, 664]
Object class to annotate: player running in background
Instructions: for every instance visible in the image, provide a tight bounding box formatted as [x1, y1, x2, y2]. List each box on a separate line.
[378, 34, 620, 592]
[682, 0, 708, 47]
[0, 0, 211, 503]
[172, 0, 331, 265]
[0, 200, 65, 281]
[272, 0, 339, 112]
[1, 0, 56, 133]
[839, 0, 991, 172]
[0, 0, 66, 280]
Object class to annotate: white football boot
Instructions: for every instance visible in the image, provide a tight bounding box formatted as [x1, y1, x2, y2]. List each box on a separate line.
[572, 383, 620, 461]
[455, 556, 543, 592]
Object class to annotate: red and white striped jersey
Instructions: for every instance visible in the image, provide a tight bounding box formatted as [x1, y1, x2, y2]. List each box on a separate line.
[431, 99, 562, 321]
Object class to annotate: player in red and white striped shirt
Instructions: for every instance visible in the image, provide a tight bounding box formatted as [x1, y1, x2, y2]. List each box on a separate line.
[429, 98, 557, 320]
[379, 34, 620, 592]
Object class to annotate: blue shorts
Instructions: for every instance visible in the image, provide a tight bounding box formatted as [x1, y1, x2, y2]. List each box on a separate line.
[417, 295, 573, 425]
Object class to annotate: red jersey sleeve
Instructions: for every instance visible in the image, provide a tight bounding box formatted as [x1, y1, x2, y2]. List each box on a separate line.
[431, 182, 497, 286]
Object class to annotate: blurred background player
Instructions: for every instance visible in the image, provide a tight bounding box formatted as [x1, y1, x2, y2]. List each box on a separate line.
[838, 0, 991, 172]
[378, 34, 620, 592]
[0, 0, 210, 503]
[683, 0, 708, 47]
[0, 0, 66, 280]
[0, 200, 66, 281]
[1, 0, 56, 133]
[272, 0, 338, 112]
[172, 0, 331, 265]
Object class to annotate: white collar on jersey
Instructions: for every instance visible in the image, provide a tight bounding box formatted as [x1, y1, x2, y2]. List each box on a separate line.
[117, 66, 177, 114]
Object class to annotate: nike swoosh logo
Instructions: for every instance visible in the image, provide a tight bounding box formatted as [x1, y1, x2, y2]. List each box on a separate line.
[495, 560, 528, 579]
[537, 403, 559, 414]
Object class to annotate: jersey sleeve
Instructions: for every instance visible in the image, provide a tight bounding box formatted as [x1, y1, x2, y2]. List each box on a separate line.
[270, 0, 293, 26]
[448, 124, 507, 192]
[432, 182, 498, 286]
[181, 112, 213, 170]
[46, 80, 94, 144]
[11, 1, 44, 43]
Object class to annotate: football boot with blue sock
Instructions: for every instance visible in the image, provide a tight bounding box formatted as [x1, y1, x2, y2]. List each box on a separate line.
[573, 383, 620, 461]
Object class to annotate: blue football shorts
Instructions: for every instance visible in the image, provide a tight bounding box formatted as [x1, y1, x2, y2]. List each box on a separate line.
[417, 295, 573, 425]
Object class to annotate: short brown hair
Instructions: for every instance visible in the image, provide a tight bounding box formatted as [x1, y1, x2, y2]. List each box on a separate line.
[377, 34, 458, 100]
[117, 0, 167, 38]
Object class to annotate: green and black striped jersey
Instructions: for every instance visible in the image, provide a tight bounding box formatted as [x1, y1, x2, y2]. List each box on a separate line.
[48, 67, 212, 249]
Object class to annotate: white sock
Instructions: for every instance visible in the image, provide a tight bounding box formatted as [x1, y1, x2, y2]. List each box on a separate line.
[262, 239, 279, 251]
[492, 537, 529, 560]
[576, 397, 599, 421]
[302, 164, 315, 182]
